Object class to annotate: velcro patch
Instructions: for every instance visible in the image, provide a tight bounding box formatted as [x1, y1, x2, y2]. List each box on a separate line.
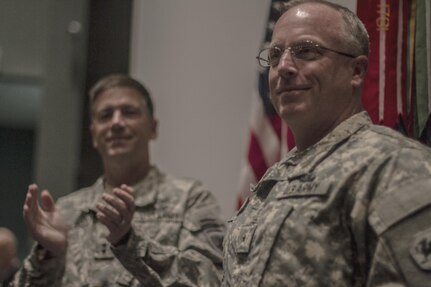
[410, 227, 431, 271]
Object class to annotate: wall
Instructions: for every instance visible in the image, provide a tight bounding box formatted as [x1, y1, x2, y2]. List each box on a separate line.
[131, 0, 269, 219]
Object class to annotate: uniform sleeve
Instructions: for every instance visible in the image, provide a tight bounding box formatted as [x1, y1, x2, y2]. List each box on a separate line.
[111, 185, 226, 287]
[367, 178, 431, 287]
[9, 244, 65, 287]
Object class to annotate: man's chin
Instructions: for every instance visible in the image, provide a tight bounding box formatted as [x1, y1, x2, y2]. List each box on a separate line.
[279, 107, 301, 121]
[105, 148, 131, 158]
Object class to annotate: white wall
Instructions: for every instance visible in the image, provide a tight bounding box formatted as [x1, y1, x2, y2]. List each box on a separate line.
[130, 0, 356, 219]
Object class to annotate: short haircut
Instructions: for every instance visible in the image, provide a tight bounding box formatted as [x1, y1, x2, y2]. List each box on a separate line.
[89, 74, 154, 118]
[281, 0, 370, 56]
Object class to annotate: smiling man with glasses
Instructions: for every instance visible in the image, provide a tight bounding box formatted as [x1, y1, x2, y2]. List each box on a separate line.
[222, 1, 431, 286]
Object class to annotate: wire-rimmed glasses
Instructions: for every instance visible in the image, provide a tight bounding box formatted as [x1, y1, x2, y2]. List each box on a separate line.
[256, 40, 357, 68]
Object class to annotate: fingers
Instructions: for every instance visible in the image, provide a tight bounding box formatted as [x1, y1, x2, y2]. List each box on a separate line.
[96, 185, 135, 244]
[97, 185, 135, 223]
[24, 185, 55, 213]
[96, 199, 123, 225]
[40, 189, 56, 212]
[96, 202, 125, 245]
[96, 211, 118, 231]
[111, 185, 135, 219]
[23, 185, 56, 222]
[114, 185, 135, 210]
[24, 184, 38, 212]
[23, 184, 48, 238]
[23, 184, 39, 223]
[21, 185, 67, 257]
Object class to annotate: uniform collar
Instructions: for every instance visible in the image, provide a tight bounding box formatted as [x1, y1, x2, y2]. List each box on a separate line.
[264, 111, 372, 182]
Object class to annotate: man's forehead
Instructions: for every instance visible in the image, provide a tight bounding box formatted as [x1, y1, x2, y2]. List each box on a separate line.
[273, 3, 341, 41]
[277, 3, 338, 25]
[94, 101, 146, 114]
[96, 102, 141, 109]
[291, 5, 311, 19]
[95, 89, 145, 106]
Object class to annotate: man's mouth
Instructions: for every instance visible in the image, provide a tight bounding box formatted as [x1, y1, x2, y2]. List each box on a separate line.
[107, 136, 130, 142]
[276, 85, 310, 95]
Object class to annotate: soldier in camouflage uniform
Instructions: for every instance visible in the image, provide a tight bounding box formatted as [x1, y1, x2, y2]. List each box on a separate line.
[223, 1, 431, 286]
[11, 74, 225, 286]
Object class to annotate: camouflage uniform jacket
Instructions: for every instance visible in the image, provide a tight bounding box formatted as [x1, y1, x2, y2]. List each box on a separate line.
[13, 166, 225, 287]
[223, 111, 431, 287]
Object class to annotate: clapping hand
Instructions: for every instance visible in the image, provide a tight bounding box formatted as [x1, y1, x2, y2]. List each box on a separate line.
[96, 184, 135, 245]
[23, 184, 68, 258]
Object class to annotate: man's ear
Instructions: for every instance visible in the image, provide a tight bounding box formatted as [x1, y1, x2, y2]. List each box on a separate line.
[90, 123, 98, 148]
[150, 118, 158, 140]
[351, 55, 368, 89]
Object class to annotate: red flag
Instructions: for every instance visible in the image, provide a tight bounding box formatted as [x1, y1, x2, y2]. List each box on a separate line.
[357, 0, 410, 134]
[358, 0, 431, 143]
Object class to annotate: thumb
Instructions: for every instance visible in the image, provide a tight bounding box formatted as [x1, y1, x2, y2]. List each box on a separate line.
[40, 190, 56, 212]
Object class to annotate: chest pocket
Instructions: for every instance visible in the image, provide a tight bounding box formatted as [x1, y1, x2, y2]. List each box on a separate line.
[230, 201, 294, 256]
[249, 200, 293, 286]
[227, 197, 257, 255]
[227, 197, 294, 287]
[133, 212, 183, 245]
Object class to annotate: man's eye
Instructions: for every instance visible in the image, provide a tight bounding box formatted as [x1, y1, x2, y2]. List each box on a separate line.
[96, 111, 113, 122]
[269, 49, 282, 59]
[293, 44, 319, 60]
[122, 108, 140, 117]
[269, 48, 282, 64]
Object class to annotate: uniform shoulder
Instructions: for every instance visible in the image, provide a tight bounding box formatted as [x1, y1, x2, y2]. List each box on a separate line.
[358, 124, 431, 155]
[158, 173, 217, 205]
[353, 125, 431, 188]
[161, 173, 204, 192]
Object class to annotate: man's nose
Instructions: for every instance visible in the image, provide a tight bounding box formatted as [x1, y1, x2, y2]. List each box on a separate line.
[277, 50, 298, 77]
[111, 110, 125, 126]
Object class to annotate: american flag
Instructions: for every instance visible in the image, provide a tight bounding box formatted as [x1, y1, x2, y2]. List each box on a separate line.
[236, 0, 295, 210]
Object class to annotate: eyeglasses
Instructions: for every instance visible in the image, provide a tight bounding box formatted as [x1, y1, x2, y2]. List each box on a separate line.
[256, 40, 357, 68]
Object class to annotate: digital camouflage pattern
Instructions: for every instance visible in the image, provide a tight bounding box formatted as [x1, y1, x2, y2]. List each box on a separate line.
[223, 112, 431, 287]
[11, 166, 225, 287]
